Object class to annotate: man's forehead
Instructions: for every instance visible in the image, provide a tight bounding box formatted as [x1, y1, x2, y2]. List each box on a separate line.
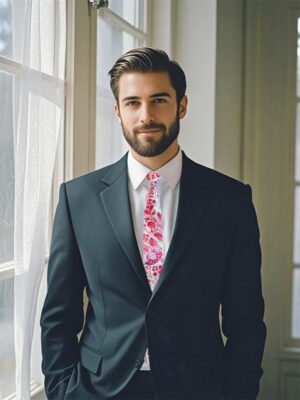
[118, 71, 175, 98]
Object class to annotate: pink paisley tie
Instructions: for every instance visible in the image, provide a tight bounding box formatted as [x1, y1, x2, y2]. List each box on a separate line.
[143, 172, 164, 291]
[142, 172, 164, 369]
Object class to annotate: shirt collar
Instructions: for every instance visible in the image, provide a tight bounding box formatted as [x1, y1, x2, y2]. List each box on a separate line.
[127, 148, 182, 190]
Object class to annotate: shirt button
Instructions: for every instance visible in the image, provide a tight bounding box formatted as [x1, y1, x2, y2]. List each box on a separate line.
[134, 359, 143, 368]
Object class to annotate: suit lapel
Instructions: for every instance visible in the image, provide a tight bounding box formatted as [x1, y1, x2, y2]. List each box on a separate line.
[100, 154, 152, 296]
[150, 152, 212, 300]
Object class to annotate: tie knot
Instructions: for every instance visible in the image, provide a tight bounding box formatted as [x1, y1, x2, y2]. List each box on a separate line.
[146, 172, 160, 181]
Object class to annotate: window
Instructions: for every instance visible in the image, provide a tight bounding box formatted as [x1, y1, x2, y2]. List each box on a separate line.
[95, 0, 148, 168]
[0, 0, 66, 398]
[291, 17, 300, 340]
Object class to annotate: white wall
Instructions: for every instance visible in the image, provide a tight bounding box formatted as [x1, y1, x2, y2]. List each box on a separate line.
[150, 0, 217, 168]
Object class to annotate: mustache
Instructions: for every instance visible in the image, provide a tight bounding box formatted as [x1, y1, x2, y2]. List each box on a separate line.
[133, 123, 166, 134]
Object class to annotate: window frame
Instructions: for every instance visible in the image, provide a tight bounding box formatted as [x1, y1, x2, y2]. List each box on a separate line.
[284, 9, 300, 350]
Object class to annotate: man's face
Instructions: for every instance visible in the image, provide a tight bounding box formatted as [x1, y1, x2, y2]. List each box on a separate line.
[114, 72, 187, 157]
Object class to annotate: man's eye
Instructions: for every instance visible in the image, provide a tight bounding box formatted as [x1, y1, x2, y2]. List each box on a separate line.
[126, 101, 139, 107]
[153, 98, 167, 104]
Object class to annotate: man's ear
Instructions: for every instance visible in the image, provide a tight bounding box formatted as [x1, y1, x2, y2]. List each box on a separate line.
[114, 103, 122, 124]
[178, 95, 188, 119]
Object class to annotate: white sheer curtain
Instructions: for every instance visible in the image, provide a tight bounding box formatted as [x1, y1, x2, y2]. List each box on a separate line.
[12, 1, 66, 399]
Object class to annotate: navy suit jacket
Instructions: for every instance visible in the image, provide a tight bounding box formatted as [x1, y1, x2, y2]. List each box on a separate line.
[40, 152, 266, 399]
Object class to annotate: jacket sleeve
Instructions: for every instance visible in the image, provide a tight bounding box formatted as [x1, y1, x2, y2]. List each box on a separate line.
[40, 183, 87, 399]
[221, 184, 267, 400]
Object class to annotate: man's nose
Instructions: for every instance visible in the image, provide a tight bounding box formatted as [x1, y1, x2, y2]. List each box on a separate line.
[139, 103, 155, 124]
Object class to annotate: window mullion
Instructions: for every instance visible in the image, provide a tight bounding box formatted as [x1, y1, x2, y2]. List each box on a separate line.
[0, 262, 15, 280]
[0, 56, 22, 75]
[99, 8, 146, 40]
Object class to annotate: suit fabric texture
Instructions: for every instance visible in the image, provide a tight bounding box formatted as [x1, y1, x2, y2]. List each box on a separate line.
[40, 152, 266, 400]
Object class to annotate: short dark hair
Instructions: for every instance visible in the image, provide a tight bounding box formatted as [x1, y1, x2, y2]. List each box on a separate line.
[108, 47, 186, 104]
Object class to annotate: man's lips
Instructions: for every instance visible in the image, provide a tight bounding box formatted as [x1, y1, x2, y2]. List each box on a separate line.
[137, 128, 161, 134]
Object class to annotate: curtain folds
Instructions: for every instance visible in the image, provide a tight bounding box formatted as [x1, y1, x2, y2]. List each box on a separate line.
[13, 1, 66, 398]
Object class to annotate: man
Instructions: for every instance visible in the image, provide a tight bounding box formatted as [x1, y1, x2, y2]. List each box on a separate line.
[41, 48, 266, 400]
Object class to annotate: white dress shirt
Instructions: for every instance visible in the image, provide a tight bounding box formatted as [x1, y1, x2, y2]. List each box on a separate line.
[127, 148, 182, 370]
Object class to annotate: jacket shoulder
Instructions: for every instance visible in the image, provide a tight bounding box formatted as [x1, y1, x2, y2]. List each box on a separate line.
[66, 164, 112, 186]
[63, 153, 128, 194]
[184, 153, 249, 193]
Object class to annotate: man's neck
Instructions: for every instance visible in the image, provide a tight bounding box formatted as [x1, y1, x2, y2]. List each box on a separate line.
[130, 141, 180, 171]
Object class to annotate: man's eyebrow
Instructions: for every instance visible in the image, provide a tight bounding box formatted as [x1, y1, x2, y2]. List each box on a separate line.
[121, 92, 172, 103]
[122, 96, 140, 103]
[150, 92, 171, 98]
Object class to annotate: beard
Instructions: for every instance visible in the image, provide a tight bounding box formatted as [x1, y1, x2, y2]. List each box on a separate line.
[121, 112, 180, 157]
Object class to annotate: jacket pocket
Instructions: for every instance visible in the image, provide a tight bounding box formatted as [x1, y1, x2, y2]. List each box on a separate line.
[80, 343, 103, 374]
